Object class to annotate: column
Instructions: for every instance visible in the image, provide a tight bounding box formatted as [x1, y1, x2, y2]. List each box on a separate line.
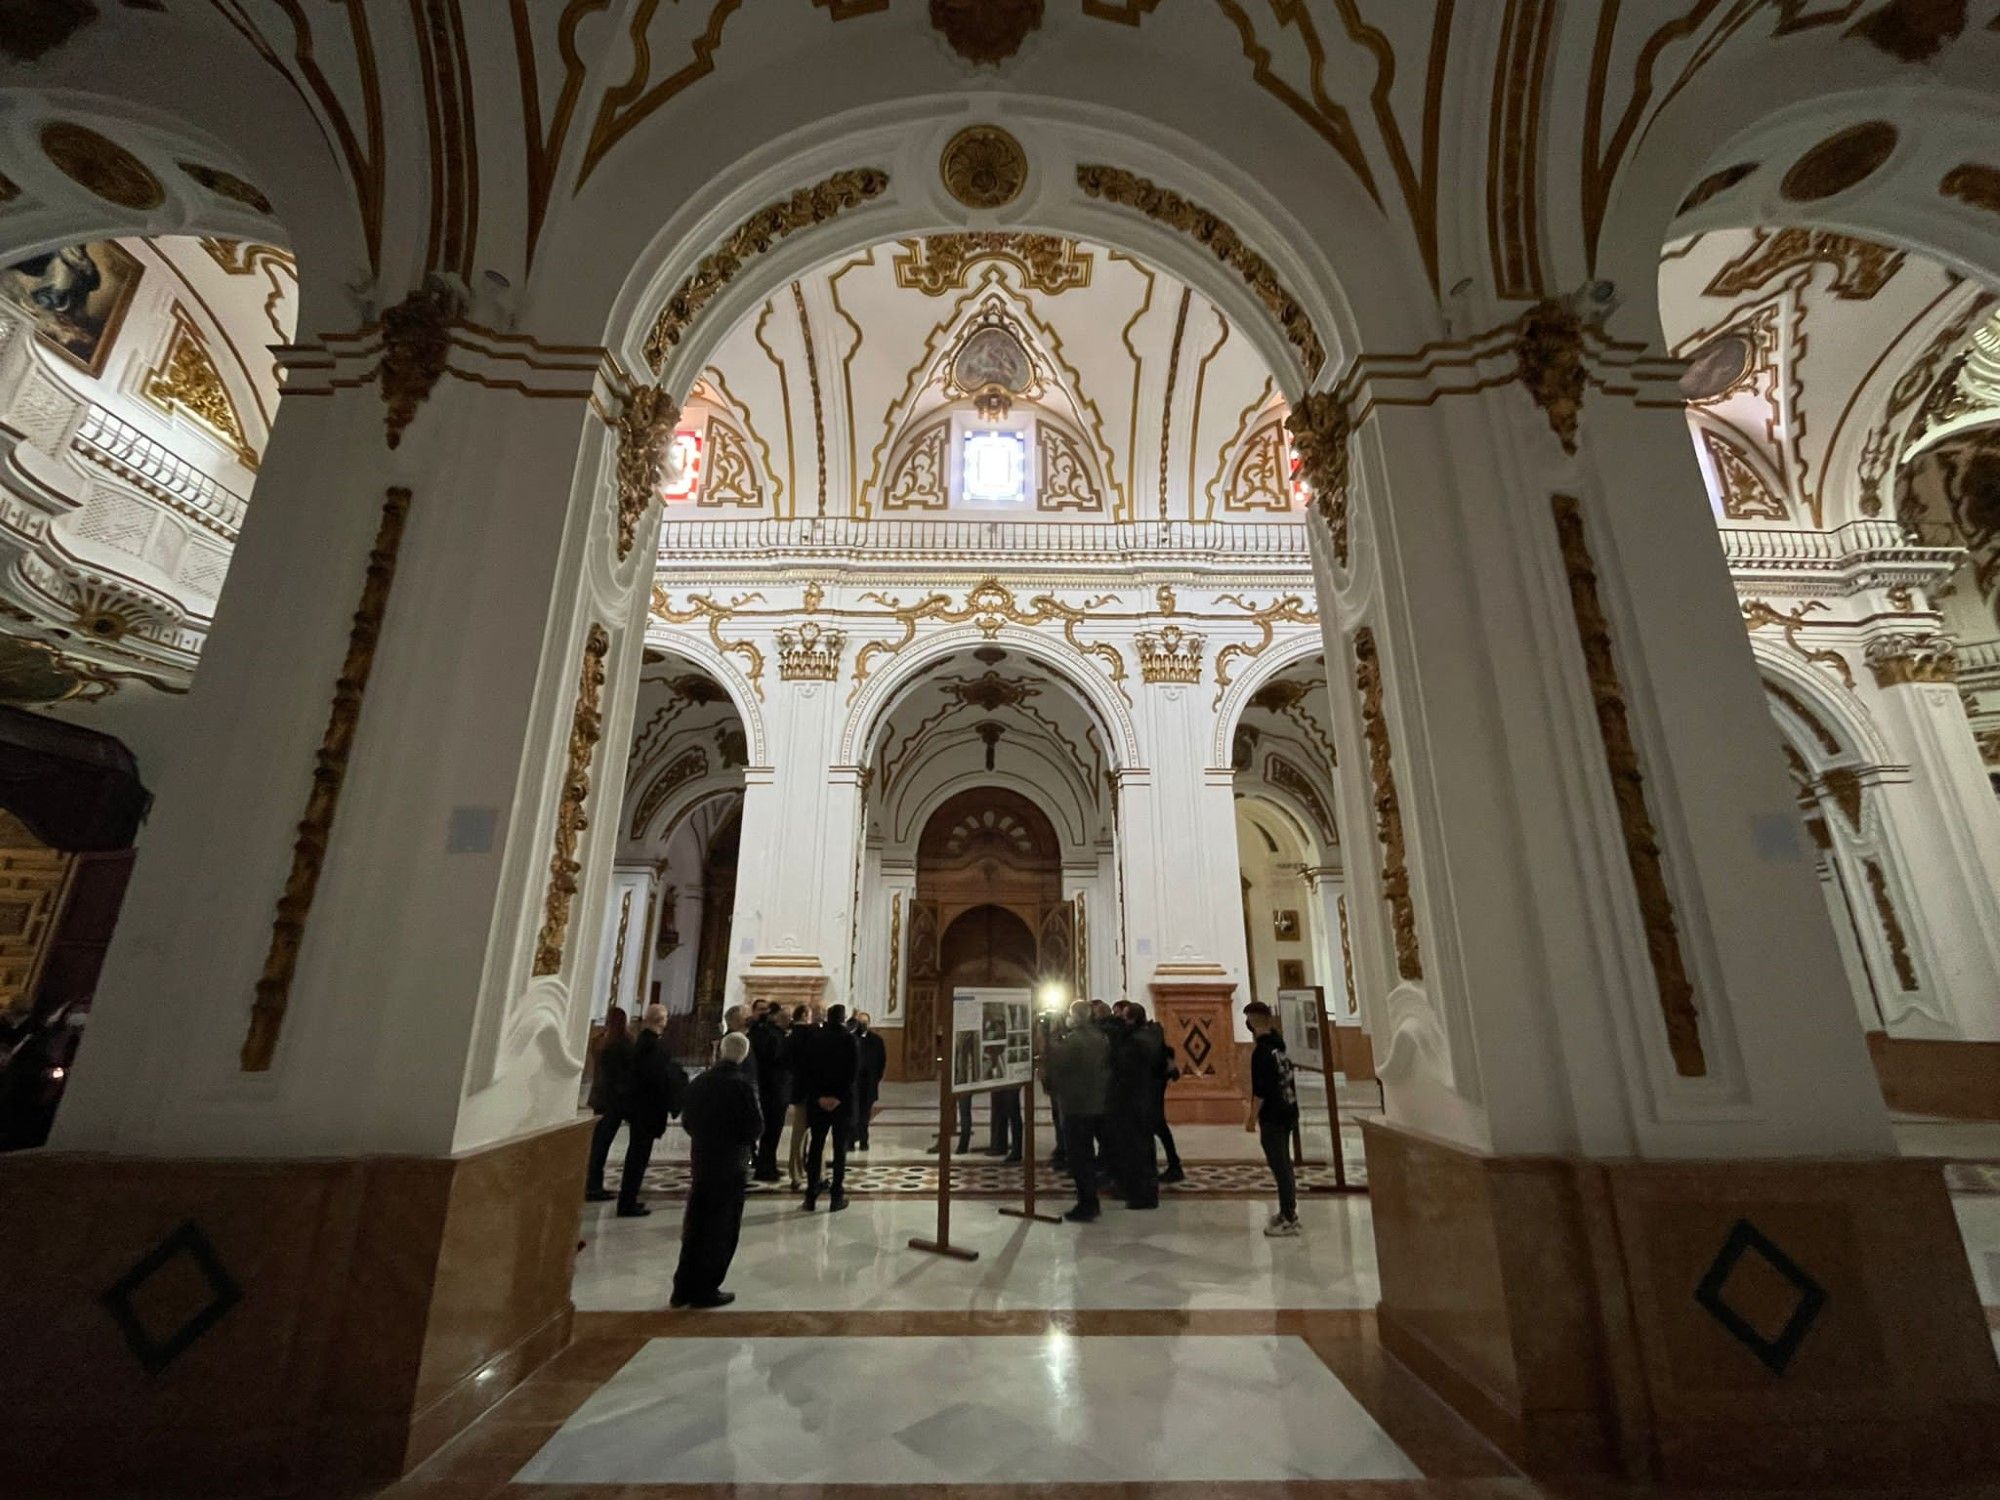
[3, 302, 662, 1492]
[1290, 308, 1998, 1483]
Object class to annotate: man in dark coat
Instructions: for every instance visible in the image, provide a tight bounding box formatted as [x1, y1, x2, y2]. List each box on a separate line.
[1130, 1002, 1185, 1184]
[585, 1006, 635, 1202]
[617, 1005, 689, 1217]
[1104, 1003, 1161, 1209]
[850, 1010, 887, 1151]
[747, 1003, 790, 1182]
[670, 1031, 763, 1308]
[797, 1002, 860, 1211]
[1045, 1000, 1109, 1221]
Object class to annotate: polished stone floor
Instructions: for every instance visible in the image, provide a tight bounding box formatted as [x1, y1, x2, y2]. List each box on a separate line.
[376, 1093, 2000, 1498]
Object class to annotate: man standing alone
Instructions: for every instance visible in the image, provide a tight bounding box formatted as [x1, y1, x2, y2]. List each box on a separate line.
[851, 1010, 887, 1152]
[1243, 1000, 1301, 1237]
[798, 1003, 860, 1211]
[671, 1031, 762, 1309]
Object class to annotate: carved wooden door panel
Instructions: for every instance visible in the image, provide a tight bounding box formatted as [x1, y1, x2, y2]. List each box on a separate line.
[904, 897, 942, 1081]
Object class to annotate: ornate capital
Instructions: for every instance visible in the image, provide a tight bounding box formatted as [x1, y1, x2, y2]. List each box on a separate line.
[1136, 625, 1206, 685]
[1865, 631, 1957, 687]
[378, 281, 461, 449]
[614, 386, 679, 561]
[1287, 392, 1352, 569]
[1515, 299, 1587, 454]
[777, 620, 845, 681]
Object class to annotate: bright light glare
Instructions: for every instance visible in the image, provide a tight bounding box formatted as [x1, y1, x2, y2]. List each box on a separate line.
[1036, 981, 1068, 1012]
[963, 429, 1026, 504]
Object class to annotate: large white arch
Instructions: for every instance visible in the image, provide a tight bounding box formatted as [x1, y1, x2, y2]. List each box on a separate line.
[637, 624, 771, 769]
[841, 621, 1142, 772]
[1209, 628, 1329, 771]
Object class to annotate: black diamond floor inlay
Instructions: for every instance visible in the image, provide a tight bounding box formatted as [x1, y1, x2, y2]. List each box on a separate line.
[100, 1220, 242, 1376]
[1693, 1217, 1827, 1376]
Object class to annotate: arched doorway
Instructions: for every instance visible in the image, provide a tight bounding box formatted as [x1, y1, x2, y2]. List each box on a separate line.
[903, 786, 1070, 1081]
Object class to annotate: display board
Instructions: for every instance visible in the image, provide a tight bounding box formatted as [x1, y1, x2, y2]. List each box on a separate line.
[1275, 987, 1327, 1074]
[949, 987, 1035, 1094]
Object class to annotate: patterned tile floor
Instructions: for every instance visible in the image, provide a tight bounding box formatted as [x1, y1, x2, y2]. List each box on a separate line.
[642, 1149, 1367, 1198]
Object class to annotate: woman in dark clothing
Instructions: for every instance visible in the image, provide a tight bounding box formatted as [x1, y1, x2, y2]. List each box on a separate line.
[584, 1006, 633, 1202]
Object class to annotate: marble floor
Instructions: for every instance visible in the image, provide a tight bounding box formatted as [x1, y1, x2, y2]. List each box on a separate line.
[375, 1094, 2000, 1498]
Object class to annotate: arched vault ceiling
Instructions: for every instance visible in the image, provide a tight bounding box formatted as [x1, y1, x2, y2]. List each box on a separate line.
[12, 3, 1996, 351]
[685, 235, 1289, 525]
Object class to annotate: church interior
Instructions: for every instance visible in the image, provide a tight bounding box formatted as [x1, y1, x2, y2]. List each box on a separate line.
[2, 3, 2000, 1496]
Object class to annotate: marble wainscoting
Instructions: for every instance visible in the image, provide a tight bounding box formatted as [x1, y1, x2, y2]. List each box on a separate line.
[0, 1117, 591, 1497]
[1868, 1032, 2000, 1121]
[1363, 1119, 2000, 1490]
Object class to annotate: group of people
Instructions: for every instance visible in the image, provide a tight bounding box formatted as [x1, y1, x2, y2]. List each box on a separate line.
[581, 997, 888, 1309]
[581, 988, 1307, 1311]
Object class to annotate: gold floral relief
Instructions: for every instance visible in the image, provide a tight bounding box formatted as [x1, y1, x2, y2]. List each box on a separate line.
[1740, 599, 1855, 689]
[1551, 494, 1704, 1077]
[243, 487, 413, 1071]
[143, 307, 258, 468]
[1351, 626, 1423, 986]
[534, 623, 611, 977]
[644, 169, 891, 373]
[893, 234, 1092, 297]
[614, 386, 679, 561]
[1076, 164, 1325, 379]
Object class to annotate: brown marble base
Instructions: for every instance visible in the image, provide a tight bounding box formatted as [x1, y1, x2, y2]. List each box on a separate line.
[1364, 1119, 2000, 1489]
[0, 1117, 591, 1497]
[1867, 1030, 2000, 1120]
[1332, 1024, 1377, 1082]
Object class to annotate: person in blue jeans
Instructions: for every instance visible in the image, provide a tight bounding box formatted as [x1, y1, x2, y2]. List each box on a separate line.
[1242, 1000, 1301, 1237]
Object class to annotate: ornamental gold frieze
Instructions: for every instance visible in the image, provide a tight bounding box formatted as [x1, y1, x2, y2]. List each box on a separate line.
[1075, 165, 1326, 379]
[534, 623, 611, 977]
[1550, 494, 1706, 1078]
[650, 587, 768, 699]
[1287, 392, 1352, 569]
[1210, 593, 1317, 707]
[1351, 626, 1422, 985]
[1740, 598, 1856, 689]
[614, 386, 679, 561]
[643, 169, 891, 374]
[892, 234, 1093, 297]
[242, 487, 413, 1072]
[1865, 631, 1958, 688]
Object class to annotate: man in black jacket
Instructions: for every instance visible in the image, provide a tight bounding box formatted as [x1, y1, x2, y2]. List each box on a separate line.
[670, 1031, 764, 1309]
[850, 1010, 887, 1152]
[747, 1004, 790, 1182]
[1103, 1004, 1161, 1209]
[797, 1002, 860, 1211]
[616, 1004, 689, 1217]
[1129, 1002, 1186, 1184]
[1244, 1000, 1301, 1237]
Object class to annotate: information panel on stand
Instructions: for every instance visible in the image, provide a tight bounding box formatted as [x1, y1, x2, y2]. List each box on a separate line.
[1275, 987, 1327, 1074]
[949, 987, 1036, 1094]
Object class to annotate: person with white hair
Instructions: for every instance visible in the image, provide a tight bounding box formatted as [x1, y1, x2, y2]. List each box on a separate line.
[670, 1029, 763, 1309]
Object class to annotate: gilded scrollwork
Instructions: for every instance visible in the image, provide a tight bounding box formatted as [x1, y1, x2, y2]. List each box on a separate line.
[1740, 598, 1856, 689]
[242, 487, 413, 1072]
[1515, 299, 1587, 454]
[1075, 164, 1325, 379]
[651, 588, 769, 699]
[1551, 494, 1705, 1077]
[614, 385, 679, 561]
[1351, 626, 1423, 985]
[643, 169, 891, 372]
[534, 623, 610, 977]
[1287, 393, 1352, 566]
[1211, 593, 1317, 705]
[892, 234, 1092, 296]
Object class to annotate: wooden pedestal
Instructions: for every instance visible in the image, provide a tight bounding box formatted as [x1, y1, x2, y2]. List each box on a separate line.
[1149, 974, 1244, 1124]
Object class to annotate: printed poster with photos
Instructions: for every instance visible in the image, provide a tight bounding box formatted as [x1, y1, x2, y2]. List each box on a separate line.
[1275, 987, 1326, 1074]
[950, 987, 1035, 1094]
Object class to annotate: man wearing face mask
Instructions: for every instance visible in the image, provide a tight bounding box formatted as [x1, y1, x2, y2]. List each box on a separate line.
[850, 1010, 887, 1152]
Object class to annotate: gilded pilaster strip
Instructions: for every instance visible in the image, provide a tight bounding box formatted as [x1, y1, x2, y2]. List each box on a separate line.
[1863, 859, 1919, 991]
[1550, 494, 1705, 1077]
[242, 486, 413, 1071]
[534, 623, 610, 975]
[1351, 627, 1422, 983]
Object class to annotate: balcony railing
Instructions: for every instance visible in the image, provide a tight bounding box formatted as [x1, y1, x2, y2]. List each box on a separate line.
[72, 404, 248, 537]
[656, 515, 1311, 565]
